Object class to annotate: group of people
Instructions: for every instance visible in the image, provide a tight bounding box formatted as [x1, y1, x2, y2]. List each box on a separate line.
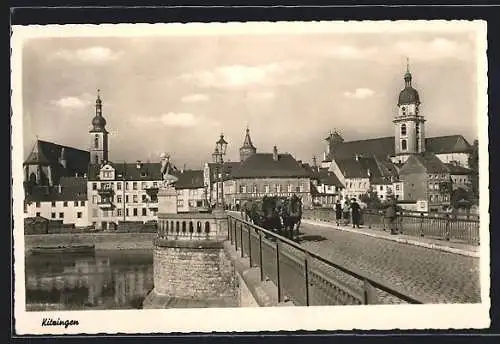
[334, 198, 363, 228]
[333, 196, 401, 234]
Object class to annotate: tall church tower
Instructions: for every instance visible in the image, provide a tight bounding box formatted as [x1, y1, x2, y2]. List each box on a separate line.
[393, 59, 426, 163]
[239, 126, 257, 162]
[89, 89, 109, 165]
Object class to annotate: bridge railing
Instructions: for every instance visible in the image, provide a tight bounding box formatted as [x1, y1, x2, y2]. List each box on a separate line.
[303, 208, 480, 245]
[227, 214, 425, 306]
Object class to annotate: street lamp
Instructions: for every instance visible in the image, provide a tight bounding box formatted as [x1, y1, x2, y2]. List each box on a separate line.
[212, 133, 228, 210]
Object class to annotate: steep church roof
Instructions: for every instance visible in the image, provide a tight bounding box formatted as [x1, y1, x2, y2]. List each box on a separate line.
[324, 135, 472, 161]
[24, 140, 90, 174]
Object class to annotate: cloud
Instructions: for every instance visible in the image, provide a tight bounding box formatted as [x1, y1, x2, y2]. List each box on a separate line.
[134, 112, 218, 128]
[181, 94, 210, 103]
[51, 46, 123, 64]
[247, 91, 275, 100]
[51, 96, 89, 109]
[343, 88, 376, 99]
[178, 61, 305, 89]
[323, 37, 472, 63]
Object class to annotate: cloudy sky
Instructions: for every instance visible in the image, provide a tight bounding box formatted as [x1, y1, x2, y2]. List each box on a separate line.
[20, 23, 481, 169]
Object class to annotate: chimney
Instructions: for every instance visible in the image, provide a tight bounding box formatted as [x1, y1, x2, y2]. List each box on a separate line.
[273, 146, 278, 161]
[367, 168, 371, 177]
[59, 147, 67, 169]
[136, 160, 142, 169]
[58, 184, 62, 193]
[355, 154, 360, 161]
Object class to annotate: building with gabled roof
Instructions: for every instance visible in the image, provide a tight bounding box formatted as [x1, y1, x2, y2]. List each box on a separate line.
[173, 169, 209, 212]
[23, 176, 89, 227]
[205, 128, 313, 208]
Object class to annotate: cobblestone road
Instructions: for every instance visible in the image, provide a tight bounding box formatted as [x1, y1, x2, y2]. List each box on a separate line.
[297, 222, 481, 304]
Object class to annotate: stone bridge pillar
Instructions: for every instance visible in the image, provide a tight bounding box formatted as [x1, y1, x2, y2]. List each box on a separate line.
[143, 185, 237, 308]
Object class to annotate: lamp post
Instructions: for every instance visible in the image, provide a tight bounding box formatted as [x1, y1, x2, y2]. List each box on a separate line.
[212, 133, 228, 210]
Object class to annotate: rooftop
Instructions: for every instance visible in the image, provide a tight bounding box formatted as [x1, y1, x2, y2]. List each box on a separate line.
[230, 152, 311, 179]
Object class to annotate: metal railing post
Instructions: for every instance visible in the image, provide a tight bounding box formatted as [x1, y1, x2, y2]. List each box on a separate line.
[234, 220, 239, 252]
[259, 230, 264, 281]
[240, 223, 245, 258]
[276, 239, 282, 303]
[248, 223, 253, 267]
[419, 213, 425, 237]
[363, 280, 376, 305]
[445, 215, 451, 241]
[304, 252, 310, 306]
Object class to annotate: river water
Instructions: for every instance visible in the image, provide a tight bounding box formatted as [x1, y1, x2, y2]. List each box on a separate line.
[25, 249, 154, 311]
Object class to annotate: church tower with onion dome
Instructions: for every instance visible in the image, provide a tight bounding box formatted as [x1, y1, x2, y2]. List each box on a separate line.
[393, 59, 426, 163]
[89, 89, 109, 165]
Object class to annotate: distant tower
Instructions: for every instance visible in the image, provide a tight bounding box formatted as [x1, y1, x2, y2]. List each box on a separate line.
[393, 59, 426, 162]
[239, 126, 257, 162]
[89, 89, 109, 165]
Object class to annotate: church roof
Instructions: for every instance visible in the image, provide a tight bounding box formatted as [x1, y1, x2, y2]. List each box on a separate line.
[230, 152, 311, 179]
[398, 86, 420, 106]
[24, 140, 90, 176]
[324, 135, 472, 161]
[25, 177, 88, 202]
[207, 161, 241, 181]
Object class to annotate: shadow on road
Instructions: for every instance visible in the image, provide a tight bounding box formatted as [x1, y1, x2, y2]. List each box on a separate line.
[297, 235, 327, 243]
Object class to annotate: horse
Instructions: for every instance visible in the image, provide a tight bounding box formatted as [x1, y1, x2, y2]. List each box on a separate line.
[281, 194, 303, 241]
[259, 196, 284, 233]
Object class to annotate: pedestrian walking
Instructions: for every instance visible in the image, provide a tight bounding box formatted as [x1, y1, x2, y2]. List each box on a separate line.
[335, 199, 343, 227]
[385, 197, 399, 234]
[342, 201, 350, 225]
[350, 198, 361, 228]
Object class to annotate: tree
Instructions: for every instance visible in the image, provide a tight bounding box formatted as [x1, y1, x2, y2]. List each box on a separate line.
[468, 139, 479, 202]
[360, 189, 383, 209]
[451, 187, 473, 210]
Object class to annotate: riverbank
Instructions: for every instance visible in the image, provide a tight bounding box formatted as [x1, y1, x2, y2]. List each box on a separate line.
[23, 233, 155, 252]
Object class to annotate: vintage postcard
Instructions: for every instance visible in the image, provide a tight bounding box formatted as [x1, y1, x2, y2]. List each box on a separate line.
[12, 21, 489, 335]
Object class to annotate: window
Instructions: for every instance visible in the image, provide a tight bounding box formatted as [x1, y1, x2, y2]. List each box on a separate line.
[142, 195, 147, 202]
[239, 185, 246, 193]
[92, 196, 98, 204]
[94, 135, 99, 149]
[395, 184, 400, 191]
[125, 182, 129, 190]
[401, 139, 407, 151]
[125, 195, 129, 203]
[276, 184, 282, 193]
[142, 208, 147, 216]
[77, 212, 82, 219]
[153, 182, 158, 188]
[264, 185, 269, 193]
[117, 182, 122, 190]
[379, 185, 383, 191]
[141, 182, 147, 189]
[299, 184, 304, 192]
[133, 182, 138, 190]
[380, 195, 384, 199]
[117, 209, 122, 217]
[126, 208, 129, 216]
[133, 208, 138, 216]
[288, 184, 293, 193]
[92, 183, 97, 190]
[177, 199, 184, 207]
[428, 183, 434, 190]
[401, 124, 407, 136]
[36, 202, 41, 208]
[74, 201, 78, 207]
[94, 155, 99, 164]
[59, 212, 64, 219]
[133, 195, 138, 203]
[51, 212, 56, 219]
[36, 212, 41, 217]
[402, 106, 407, 115]
[117, 195, 122, 203]
[92, 209, 98, 218]
[63, 201, 68, 207]
[51, 201, 56, 207]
